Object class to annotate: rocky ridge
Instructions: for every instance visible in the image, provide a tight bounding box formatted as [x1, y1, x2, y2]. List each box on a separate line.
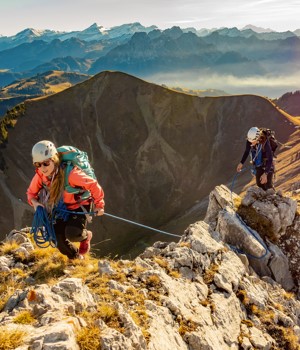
[0, 185, 299, 350]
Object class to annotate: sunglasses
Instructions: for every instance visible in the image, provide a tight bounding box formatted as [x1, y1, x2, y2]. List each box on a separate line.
[34, 160, 51, 168]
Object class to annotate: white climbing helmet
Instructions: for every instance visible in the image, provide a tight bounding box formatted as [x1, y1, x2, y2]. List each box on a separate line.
[32, 140, 57, 163]
[247, 127, 260, 142]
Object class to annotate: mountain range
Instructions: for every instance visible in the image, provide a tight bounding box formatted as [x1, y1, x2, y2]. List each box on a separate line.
[0, 23, 299, 96]
[1, 23, 298, 51]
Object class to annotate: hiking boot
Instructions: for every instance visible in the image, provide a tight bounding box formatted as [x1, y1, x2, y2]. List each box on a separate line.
[79, 230, 93, 255]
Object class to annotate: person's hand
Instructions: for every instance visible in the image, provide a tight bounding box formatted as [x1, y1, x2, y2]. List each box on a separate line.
[94, 208, 104, 216]
[31, 199, 44, 211]
[260, 173, 268, 184]
[236, 163, 243, 172]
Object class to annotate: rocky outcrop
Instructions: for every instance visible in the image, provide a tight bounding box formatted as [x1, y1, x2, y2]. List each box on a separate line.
[1, 186, 300, 349]
[205, 185, 299, 292]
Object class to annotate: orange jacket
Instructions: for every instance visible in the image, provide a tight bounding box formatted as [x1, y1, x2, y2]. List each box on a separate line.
[27, 166, 105, 210]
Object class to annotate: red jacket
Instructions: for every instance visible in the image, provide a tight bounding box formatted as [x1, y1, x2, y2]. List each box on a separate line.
[27, 166, 105, 210]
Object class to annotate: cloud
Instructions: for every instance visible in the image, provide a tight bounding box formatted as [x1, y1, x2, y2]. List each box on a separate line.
[164, 17, 216, 26]
[145, 70, 300, 98]
[0, 0, 299, 35]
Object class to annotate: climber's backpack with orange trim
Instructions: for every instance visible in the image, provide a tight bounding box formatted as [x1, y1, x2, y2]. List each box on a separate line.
[57, 145, 96, 200]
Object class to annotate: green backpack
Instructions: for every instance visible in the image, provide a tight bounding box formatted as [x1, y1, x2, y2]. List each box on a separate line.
[57, 145, 97, 200]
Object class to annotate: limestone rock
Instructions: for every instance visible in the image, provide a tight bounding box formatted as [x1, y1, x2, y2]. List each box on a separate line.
[204, 184, 240, 228]
[1, 184, 300, 349]
[241, 186, 297, 238]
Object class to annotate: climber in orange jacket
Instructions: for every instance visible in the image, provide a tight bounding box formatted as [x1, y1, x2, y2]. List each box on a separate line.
[27, 140, 105, 259]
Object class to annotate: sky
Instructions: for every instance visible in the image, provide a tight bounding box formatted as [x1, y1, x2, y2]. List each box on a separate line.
[0, 0, 299, 36]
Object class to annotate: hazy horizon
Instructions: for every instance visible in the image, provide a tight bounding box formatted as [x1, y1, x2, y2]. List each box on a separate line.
[145, 71, 300, 99]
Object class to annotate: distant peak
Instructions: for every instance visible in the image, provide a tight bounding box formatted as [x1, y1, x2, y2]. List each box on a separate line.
[242, 24, 275, 33]
[81, 23, 104, 35]
[17, 28, 36, 34]
[87, 22, 103, 29]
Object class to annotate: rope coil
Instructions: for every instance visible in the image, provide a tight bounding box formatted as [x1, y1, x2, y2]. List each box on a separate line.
[30, 206, 57, 248]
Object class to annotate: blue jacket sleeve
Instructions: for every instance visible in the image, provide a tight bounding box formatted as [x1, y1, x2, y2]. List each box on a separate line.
[240, 141, 251, 164]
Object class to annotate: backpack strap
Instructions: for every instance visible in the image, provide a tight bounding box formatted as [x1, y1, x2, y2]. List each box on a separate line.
[61, 161, 92, 202]
[63, 161, 73, 192]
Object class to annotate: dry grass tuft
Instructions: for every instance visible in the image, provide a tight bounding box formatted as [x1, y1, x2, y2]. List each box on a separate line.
[0, 272, 24, 312]
[179, 242, 191, 248]
[153, 256, 181, 278]
[0, 241, 20, 256]
[0, 327, 27, 350]
[97, 303, 119, 323]
[32, 260, 67, 283]
[145, 274, 161, 288]
[178, 318, 198, 336]
[76, 325, 101, 350]
[130, 264, 147, 274]
[96, 303, 124, 333]
[147, 290, 161, 303]
[13, 310, 35, 325]
[87, 274, 113, 302]
[246, 303, 299, 349]
[23, 246, 69, 283]
[154, 256, 169, 269]
[233, 196, 242, 209]
[68, 256, 98, 279]
[236, 289, 250, 306]
[267, 324, 300, 350]
[200, 299, 210, 307]
[250, 305, 275, 323]
[79, 303, 123, 333]
[203, 263, 219, 284]
[283, 291, 295, 300]
[241, 319, 254, 327]
[168, 270, 181, 278]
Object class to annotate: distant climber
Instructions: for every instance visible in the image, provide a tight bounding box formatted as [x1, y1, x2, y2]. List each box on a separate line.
[27, 140, 105, 259]
[236, 127, 274, 190]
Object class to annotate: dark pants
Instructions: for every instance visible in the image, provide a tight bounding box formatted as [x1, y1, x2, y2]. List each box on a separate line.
[255, 166, 274, 191]
[53, 207, 89, 259]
